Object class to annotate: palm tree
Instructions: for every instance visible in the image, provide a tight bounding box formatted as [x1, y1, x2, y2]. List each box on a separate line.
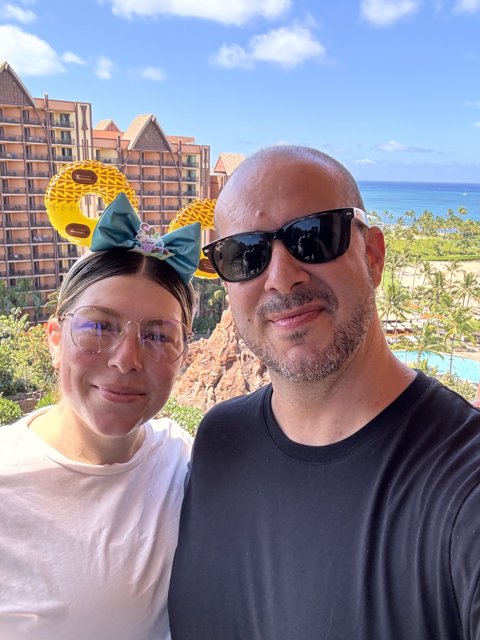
[441, 305, 476, 375]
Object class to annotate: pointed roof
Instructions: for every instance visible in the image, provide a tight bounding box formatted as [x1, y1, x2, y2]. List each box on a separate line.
[213, 153, 246, 176]
[95, 119, 121, 132]
[122, 114, 173, 153]
[0, 61, 36, 107]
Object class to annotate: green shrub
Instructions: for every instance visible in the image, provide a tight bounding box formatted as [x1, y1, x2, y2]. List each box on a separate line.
[35, 389, 59, 409]
[0, 396, 23, 426]
[158, 397, 204, 436]
[437, 374, 477, 401]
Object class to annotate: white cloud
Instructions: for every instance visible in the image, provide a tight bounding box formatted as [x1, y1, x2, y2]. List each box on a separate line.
[212, 44, 252, 69]
[355, 158, 377, 165]
[0, 3, 36, 23]
[377, 139, 408, 152]
[62, 51, 86, 65]
[140, 66, 165, 81]
[472, 121, 480, 127]
[211, 26, 325, 69]
[95, 55, 114, 79]
[0, 24, 65, 75]
[360, 0, 419, 26]
[453, 0, 480, 11]
[105, 0, 291, 25]
[376, 139, 435, 153]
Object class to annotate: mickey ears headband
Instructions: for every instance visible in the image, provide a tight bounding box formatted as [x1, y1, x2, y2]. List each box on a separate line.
[44, 160, 217, 284]
[91, 193, 201, 285]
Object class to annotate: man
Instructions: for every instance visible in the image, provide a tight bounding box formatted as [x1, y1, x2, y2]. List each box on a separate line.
[168, 146, 480, 639]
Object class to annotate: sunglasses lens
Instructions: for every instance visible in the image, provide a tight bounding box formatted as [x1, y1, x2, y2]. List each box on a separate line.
[212, 235, 270, 282]
[285, 213, 349, 263]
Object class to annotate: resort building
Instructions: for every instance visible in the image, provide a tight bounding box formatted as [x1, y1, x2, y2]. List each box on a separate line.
[210, 152, 245, 199]
[0, 61, 210, 321]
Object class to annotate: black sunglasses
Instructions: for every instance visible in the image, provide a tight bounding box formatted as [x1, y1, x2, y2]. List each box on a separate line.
[202, 207, 369, 283]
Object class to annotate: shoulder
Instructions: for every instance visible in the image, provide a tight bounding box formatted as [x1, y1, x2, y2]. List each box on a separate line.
[0, 415, 34, 468]
[202, 384, 271, 424]
[148, 417, 193, 457]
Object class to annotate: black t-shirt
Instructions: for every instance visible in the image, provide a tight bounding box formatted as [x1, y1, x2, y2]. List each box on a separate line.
[168, 371, 480, 640]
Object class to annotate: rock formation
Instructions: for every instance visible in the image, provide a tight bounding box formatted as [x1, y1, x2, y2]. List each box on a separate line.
[172, 307, 270, 412]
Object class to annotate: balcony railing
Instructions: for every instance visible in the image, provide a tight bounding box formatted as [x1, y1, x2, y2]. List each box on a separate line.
[50, 120, 74, 128]
[51, 137, 75, 145]
[0, 115, 21, 124]
[25, 136, 48, 143]
[0, 152, 23, 159]
[25, 154, 49, 161]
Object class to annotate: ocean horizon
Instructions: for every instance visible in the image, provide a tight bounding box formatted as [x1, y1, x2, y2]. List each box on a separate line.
[358, 180, 480, 223]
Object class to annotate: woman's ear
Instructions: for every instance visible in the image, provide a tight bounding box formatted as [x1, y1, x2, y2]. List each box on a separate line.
[47, 317, 62, 369]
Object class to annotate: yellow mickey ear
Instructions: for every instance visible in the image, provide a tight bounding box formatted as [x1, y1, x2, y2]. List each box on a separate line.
[44, 160, 138, 247]
[168, 199, 218, 279]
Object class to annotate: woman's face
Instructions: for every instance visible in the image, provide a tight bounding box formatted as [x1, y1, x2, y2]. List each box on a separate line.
[49, 273, 187, 439]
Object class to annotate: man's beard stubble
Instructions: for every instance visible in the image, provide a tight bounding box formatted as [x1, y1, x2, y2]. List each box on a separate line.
[233, 279, 377, 384]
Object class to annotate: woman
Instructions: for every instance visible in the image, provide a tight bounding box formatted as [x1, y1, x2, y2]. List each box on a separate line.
[0, 193, 201, 639]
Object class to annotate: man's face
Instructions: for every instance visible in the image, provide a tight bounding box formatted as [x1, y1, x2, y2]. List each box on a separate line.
[215, 154, 385, 384]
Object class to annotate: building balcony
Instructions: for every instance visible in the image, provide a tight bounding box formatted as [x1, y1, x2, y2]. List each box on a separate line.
[5, 237, 30, 244]
[25, 153, 49, 161]
[25, 136, 48, 143]
[26, 171, 50, 178]
[32, 253, 55, 260]
[0, 134, 23, 142]
[8, 269, 33, 277]
[51, 137, 75, 145]
[2, 188, 27, 195]
[3, 205, 25, 211]
[50, 120, 74, 128]
[31, 220, 51, 227]
[142, 174, 161, 181]
[4, 220, 25, 228]
[0, 151, 23, 159]
[8, 253, 30, 261]
[23, 117, 45, 127]
[52, 154, 75, 162]
[0, 115, 21, 124]
[143, 190, 161, 196]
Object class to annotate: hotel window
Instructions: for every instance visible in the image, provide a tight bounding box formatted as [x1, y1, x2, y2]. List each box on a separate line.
[59, 114, 71, 127]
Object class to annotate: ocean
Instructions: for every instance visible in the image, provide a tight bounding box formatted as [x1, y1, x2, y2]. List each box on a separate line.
[358, 181, 480, 223]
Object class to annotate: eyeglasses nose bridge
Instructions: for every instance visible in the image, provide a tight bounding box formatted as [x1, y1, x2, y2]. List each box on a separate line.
[120, 319, 143, 345]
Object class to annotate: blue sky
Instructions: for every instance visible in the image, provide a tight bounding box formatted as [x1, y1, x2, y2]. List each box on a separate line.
[1, 0, 480, 183]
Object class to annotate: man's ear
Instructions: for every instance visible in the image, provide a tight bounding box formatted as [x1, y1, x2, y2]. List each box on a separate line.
[47, 317, 62, 369]
[364, 226, 385, 288]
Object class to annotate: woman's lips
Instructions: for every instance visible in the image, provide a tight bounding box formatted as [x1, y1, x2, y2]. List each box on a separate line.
[94, 385, 146, 402]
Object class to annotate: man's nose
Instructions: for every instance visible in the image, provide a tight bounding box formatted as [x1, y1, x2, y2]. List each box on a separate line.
[263, 240, 310, 294]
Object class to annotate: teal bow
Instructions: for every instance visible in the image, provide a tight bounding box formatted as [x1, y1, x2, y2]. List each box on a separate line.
[90, 192, 201, 284]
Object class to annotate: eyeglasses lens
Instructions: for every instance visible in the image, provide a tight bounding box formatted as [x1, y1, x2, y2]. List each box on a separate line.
[286, 213, 348, 263]
[70, 307, 185, 362]
[215, 236, 270, 282]
[212, 211, 350, 282]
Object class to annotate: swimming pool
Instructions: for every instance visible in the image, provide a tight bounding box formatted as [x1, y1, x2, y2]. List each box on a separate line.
[393, 350, 480, 383]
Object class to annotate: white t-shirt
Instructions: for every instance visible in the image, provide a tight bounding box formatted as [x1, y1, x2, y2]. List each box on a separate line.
[0, 409, 192, 640]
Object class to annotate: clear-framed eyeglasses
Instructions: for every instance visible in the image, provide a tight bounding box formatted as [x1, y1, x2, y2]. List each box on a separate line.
[59, 306, 189, 364]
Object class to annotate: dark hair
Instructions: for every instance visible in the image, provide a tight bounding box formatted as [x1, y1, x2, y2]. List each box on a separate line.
[56, 249, 195, 331]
